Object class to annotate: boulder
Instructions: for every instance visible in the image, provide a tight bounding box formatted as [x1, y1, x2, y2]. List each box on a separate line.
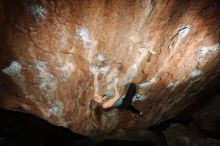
[0, 0, 220, 140]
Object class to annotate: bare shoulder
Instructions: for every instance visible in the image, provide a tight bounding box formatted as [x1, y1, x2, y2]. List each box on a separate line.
[101, 97, 111, 109]
[102, 102, 111, 109]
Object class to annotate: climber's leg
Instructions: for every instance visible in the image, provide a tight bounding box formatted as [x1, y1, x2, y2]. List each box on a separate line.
[126, 105, 142, 115]
[119, 83, 136, 109]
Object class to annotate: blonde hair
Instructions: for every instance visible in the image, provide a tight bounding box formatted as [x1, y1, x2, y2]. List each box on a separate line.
[89, 99, 103, 129]
[89, 97, 111, 129]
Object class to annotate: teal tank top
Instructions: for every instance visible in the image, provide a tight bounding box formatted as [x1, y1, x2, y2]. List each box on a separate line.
[113, 95, 125, 107]
[102, 93, 125, 108]
[102, 93, 141, 108]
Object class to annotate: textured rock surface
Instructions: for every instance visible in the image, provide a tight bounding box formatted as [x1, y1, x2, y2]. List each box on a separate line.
[164, 123, 220, 146]
[193, 95, 220, 135]
[0, 0, 220, 140]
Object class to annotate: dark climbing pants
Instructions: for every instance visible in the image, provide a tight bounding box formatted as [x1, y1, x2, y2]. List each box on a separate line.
[118, 83, 141, 115]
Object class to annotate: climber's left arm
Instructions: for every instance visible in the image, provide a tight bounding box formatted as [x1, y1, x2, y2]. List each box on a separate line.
[102, 78, 120, 109]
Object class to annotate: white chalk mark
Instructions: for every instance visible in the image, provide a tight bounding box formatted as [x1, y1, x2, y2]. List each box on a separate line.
[100, 66, 109, 75]
[57, 25, 69, 49]
[1, 60, 26, 95]
[89, 66, 99, 74]
[178, 26, 191, 39]
[48, 105, 60, 116]
[190, 70, 202, 78]
[28, 4, 47, 21]
[137, 77, 157, 89]
[96, 54, 105, 62]
[48, 101, 63, 116]
[169, 25, 191, 49]
[75, 26, 97, 50]
[132, 94, 150, 102]
[149, 50, 157, 55]
[212, 43, 220, 53]
[196, 43, 220, 62]
[76, 27, 89, 47]
[75, 26, 98, 64]
[35, 61, 56, 98]
[2, 61, 22, 75]
[56, 61, 74, 81]
[198, 47, 209, 57]
[89, 65, 109, 76]
[167, 81, 180, 90]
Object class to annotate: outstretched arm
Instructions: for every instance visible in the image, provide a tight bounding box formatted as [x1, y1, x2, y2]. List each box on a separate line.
[94, 71, 100, 97]
[102, 78, 121, 109]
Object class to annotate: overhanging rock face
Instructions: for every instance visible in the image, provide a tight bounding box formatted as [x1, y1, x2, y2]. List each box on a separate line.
[0, 0, 220, 140]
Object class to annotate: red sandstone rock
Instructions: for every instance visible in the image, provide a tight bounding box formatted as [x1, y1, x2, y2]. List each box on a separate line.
[0, 0, 220, 140]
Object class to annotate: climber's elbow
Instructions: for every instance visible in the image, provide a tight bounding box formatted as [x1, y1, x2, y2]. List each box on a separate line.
[102, 102, 113, 109]
[102, 96, 120, 109]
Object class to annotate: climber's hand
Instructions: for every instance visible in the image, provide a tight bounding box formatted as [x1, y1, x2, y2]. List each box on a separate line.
[114, 78, 119, 87]
[94, 70, 100, 78]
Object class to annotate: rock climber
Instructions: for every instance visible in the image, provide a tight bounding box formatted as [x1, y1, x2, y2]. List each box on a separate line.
[89, 71, 143, 129]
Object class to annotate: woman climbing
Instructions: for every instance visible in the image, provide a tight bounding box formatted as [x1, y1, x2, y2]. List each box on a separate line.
[89, 71, 143, 129]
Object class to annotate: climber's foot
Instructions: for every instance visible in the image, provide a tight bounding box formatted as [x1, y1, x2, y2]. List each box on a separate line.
[135, 94, 141, 99]
[139, 111, 143, 117]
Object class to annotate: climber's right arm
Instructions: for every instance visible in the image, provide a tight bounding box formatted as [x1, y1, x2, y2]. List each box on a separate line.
[94, 72, 99, 97]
